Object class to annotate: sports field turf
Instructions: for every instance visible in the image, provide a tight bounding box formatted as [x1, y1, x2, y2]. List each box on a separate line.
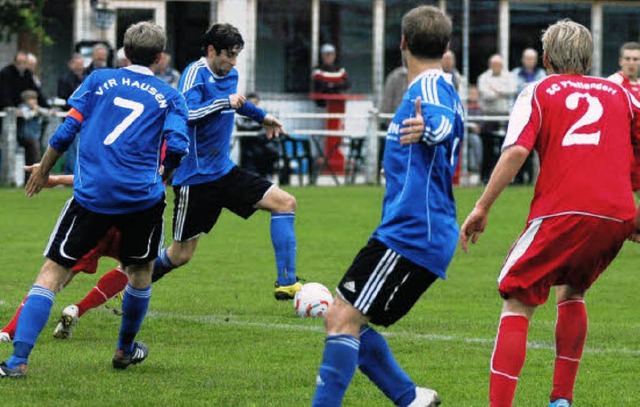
[0, 185, 639, 406]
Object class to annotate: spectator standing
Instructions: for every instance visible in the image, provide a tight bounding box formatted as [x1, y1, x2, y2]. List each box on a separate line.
[154, 51, 180, 88]
[57, 54, 85, 110]
[236, 92, 279, 180]
[460, 20, 640, 407]
[477, 54, 516, 183]
[0, 51, 47, 109]
[465, 85, 484, 183]
[512, 48, 546, 96]
[115, 47, 130, 68]
[84, 43, 109, 76]
[311, 43, 350, 107]
[511, 48, 546, 184]
[442, 49, 467, 100]
[16, 90, 50, 182]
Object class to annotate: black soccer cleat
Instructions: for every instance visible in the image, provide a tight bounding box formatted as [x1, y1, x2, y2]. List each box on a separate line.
[112, 341, 149, 370]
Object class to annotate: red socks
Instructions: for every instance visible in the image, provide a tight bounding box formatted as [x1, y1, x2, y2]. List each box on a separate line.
[551, 299, 587, 403]
[490, 313, 529, 407]
[0, 296, 27, 337]
[76, 268, 129, 316]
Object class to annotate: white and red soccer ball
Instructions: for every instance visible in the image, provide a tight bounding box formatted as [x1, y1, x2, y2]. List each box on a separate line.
[294, 283, 333, 318]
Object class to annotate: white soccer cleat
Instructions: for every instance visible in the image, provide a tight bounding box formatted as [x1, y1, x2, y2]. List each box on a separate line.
[408, 386, 441, 407]
[53, 304, 79, 339]
[0, 332, 11, 343]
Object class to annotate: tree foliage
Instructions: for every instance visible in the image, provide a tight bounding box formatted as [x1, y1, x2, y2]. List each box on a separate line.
[0, 0, 52, 45]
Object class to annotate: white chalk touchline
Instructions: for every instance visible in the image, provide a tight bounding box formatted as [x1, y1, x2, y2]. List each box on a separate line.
[146, 311, 640, 356]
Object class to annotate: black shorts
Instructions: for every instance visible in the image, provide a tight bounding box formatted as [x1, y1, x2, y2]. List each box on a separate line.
[337, 239, 438, 327]
[45, 197, 165, 268]
[172, 166, 273, 242]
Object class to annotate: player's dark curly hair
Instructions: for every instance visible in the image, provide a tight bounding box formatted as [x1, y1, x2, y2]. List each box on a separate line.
[200, 23, 245, 56]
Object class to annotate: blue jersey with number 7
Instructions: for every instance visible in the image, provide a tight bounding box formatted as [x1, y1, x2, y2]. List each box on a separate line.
[49, 65, 190, 214]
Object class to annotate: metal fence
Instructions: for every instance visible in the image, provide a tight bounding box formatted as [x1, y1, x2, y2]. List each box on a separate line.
[0, 107, 511, 187]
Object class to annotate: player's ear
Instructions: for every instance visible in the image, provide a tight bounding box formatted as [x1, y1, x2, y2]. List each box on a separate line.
[400, 35, 408, 51]
[153, 52, 162, 66]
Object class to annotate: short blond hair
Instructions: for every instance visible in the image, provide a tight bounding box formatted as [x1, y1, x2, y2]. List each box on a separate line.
[542, 19, 592, 75]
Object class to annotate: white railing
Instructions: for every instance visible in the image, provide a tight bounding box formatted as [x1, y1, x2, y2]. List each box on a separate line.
[1, 107, 510, 187]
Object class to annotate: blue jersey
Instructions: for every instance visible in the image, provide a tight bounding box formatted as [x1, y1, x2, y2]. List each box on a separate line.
[49, 65, 190, 214]
[172, 57, 266, 186]
[372, 69, 464, 278]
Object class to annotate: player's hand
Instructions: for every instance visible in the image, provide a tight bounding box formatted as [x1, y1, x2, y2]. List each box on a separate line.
[263, 114, 285, 139]
[24, 164, 66, 188]
[25, 163, 50, 197]
[459, 207, 489, 253]
[399, 97, 424, 145]
[229, 94, 246, 109]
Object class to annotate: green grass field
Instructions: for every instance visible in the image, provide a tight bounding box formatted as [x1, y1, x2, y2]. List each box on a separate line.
[0, 185, 639, 406]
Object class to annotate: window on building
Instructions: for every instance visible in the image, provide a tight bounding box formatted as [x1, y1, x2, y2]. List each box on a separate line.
[256, 1, 312, 93]
[602, 5, 640, 77]
[166, 1, 210, 72]
[384, 0, 439, 79]
[509, 3, 590, 75]
[320, 0, 372, 94]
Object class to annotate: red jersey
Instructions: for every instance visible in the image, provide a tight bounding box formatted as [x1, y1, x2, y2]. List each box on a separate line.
[608, 71, 640, 99]
[503, 74, 640, 222]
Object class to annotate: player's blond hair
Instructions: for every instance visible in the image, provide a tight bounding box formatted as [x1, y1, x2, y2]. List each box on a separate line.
[124, 21, 165, 67]
[542, 19, 592, 75]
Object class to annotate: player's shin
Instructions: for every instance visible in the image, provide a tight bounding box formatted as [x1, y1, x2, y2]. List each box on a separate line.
[6, 286, 55, 368]
[152, 248, 177, 283]
[489, 313, 530, 407]
[551, 299, 587, 404]
[116, 284, 151, 354]
[270, 212, 297, 285]
[358, 326, 416, 406]
[312, 334, 360, 407]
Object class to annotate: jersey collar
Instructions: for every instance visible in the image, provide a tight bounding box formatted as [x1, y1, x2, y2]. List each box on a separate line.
[408, 68, 442, 88]
[124, 65, 154, 76]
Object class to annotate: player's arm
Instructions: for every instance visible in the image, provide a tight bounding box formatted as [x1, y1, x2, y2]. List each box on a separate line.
[161, 95, 191, 180]
[459, 145, 529, 252]
[398, 97, 456, 146]
[237, 100, 284, 139]
[460, 85, 537, 252]
[26, 107, 84, 197]
[182, 82, 244, 125]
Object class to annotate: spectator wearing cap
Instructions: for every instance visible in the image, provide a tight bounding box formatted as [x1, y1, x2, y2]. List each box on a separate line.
[311, 43, 350, 107]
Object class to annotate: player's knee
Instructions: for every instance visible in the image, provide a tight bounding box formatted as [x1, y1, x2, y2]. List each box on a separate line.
[278, 192, 297, 213]
[324, 299, 362, 336]
[171, 250, 193, 267]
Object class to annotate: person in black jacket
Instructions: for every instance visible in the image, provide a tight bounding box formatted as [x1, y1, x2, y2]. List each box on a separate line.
[0, 51, 47, 109]
[57, 54, 85, 111]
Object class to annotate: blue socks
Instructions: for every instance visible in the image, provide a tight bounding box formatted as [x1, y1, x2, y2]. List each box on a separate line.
[359, 326, 417, 406]
[152, 248, 177, 283]
[271, 212, 297, 285]
[312, 334, 360, 407]
[117, 284, 151, 354]
[7, 286, 55, 368]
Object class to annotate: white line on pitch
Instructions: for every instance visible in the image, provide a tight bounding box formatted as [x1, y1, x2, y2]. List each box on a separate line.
[146, 311, 640, 356]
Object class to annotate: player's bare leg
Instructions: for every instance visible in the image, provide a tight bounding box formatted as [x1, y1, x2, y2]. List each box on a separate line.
[152, 238, 199, 283]
[256, 186, 301, 299]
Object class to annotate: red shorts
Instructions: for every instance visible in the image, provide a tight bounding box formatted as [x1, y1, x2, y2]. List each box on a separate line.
[71, 226, 121, 274]
[498, 215, 633, 306]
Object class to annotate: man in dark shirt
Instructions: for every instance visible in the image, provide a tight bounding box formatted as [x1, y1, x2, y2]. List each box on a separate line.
[57, 54, 85, 110]
[0, 51, 47, 109]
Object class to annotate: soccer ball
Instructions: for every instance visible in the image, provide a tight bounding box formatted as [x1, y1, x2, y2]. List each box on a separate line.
[294, 283, 333, 318]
